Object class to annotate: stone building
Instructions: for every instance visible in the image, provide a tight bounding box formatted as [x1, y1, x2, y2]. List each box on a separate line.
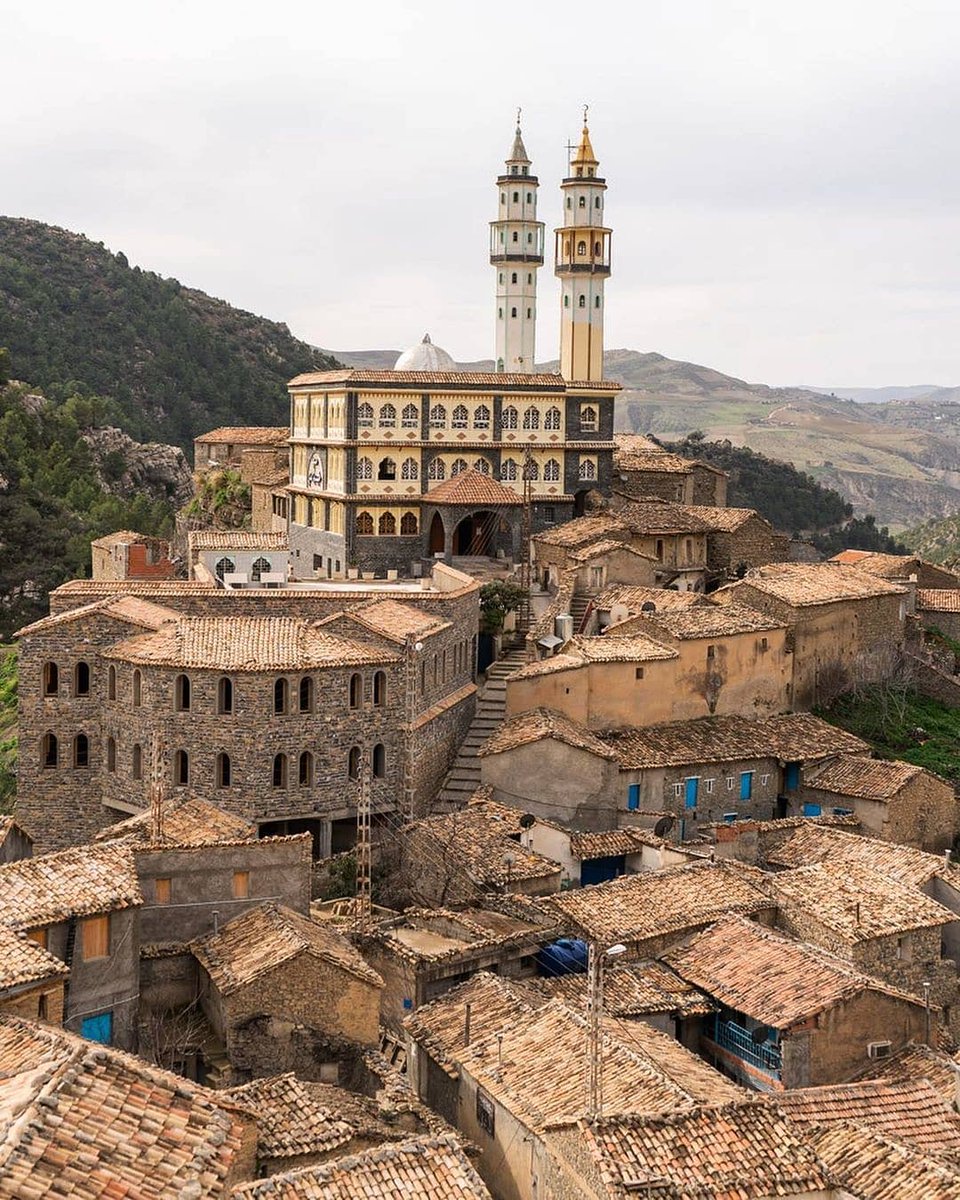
[0, 925, 67, 1025]
[0, 815, 32, 863]
[187, 529, 292, 584]
[613, 434, 728, 506]
[607, 496, 711, 591]
[90, 529, 176, 582]
[685, 505, 790, 576]
[832, 548, 960, 590]
[917, 588, 960, 641]
[193, 425, 289, 473]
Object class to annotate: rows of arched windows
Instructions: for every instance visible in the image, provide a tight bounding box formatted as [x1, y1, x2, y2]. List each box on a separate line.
[40, 732, 88, 770]
[102, 668, 389, 714]
[356, 456, 421, 483]
[41, 662, 90, 698]
[356, 511, 419, 537]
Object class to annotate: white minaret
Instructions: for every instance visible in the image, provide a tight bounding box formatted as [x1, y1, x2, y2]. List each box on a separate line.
[555, 109, 612, 382]
[490, 111, 545, 373]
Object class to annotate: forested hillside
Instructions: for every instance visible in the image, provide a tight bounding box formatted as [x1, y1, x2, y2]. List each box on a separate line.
[0, 218, 338, 450]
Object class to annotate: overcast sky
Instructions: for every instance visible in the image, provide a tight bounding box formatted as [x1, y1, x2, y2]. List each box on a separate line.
[4, 0, 959, 386]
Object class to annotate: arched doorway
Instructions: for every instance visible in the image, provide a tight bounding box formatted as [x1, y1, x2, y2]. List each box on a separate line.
[454, 511, 495, 556]
[428, 512, 445, 555]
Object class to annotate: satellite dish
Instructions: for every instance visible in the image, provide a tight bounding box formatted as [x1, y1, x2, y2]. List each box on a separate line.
[641, 601, 656, 612]
[653, 816, 675, 838]
[518, 813, 537, 829]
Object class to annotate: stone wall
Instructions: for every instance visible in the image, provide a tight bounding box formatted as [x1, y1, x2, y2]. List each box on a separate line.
[801, 770, 957, 853]
[706, 520, 790, 575]
[0, 979, 65, 1025]
[803, 989, 927, 1086]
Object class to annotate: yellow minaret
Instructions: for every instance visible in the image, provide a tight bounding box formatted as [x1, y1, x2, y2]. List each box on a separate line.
[555, 109, 611, 382]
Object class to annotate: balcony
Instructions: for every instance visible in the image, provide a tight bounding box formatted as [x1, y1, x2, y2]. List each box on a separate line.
[708, 1017, 781, 1076]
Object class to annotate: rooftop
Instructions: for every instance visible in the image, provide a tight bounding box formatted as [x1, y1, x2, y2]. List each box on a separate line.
[364, 907, 552, 964]
[188, 530, 289, 551]
[831, 549, 922, 578]
[530, 959, 715, 1019]
[90, 529, 166, 548]
[593, 584, 705, 613]
[639, 603, 786, 640]
[349, 598, 451, 641]
[861, 1042, 960, 1106]
[478, 707, 619, 760]
[565, 632, 679, 662]
[195, 425, 289, 445]
[735, 561, 907, 605]
[766, 824, 948, 887]
[568, 828, 666, 858]
[810, 1121, 960, 1200]
[532, 515, 630, 549]
[423, 468, 524, 506]
[404, 810, 562, 888]
[289, 366, 620, 391]
[683, 504, 766, 532]
[0, 842, 142, 929]
[224, 1074, 354, 1160]
[0, 925, 68, 991]
[918, 589, 960, 613]
[16, 593, 178, 639]
[611, 496, 714, 535]
[805, 754, 934, 800]
[93, 796, 259, 847]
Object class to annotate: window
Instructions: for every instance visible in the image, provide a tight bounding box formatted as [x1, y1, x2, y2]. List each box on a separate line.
[635, 667, 645, 680]
[501, 405, 519, 431]
[349, 673, 362, 709]
[215, 556, 235, 581]
[274, 678, 289, 714]
[476, 1089, 496, 1137]
[41, 733, 58, 769]
[356, 456, 373, 480]
[108, 665, 116, 701]
[544, 406, 561, 431]
[272, 753, 288, 788]
[760, 637, 768, 651]
[357, 401, 374, 428]
[473, 457, 490, 474]
[400, 511, 418, 535]
[214, 752, 230, 788]
[377, 457, 397, 483]
[685, 538, 693, 562]
[429, 404, 446, 429]
[474, 404, 490, 429]
[580, 406, 597, 431]
[707, 645, 716, 659]
[451, 458, 468, 475]
[174, 750, 189, 786]
[897, 935, 913, 962]
[174, 674, 191, 712]
[43, 662, 58, 697]
[523, 459, 539, 481]
[578, 295, 586, 308]
[402, 403, 418, 428]
[739, 771, 753, 801]
[81, 915, 110, 960]
[427, 458, 446, 481]
[374, 671, 387, 706]
[106, 736, 116, 773]
[510, 307, 517, 318]
[578, 195, 586, 208]
[594, 241, 602, 256]
[299, 676, 314, 712]
[251, 556, 271, 583]
[218, 677, 233, 714]
[452, 404, 468, 429]
[378, 512, 396, 535]
[512, 231, 518, 243]
[378, 403, 396, 428]
[73, 734, 89, 769]
[299, 751, 314, 787]
[372, 743, 386, 778]
[566, 196, 572, 209]
[401, 457, 418, 480]
[132, 743, 142, 780]
[595, 296, 601, 308]
[356, 511, 374, 536]
[655, 539, 664, 560]
[578, 459, 596, 481]
[348, 746, 361, 780]
[501, 458, 518, 481]
[511, 271, 518, 284]
[543, 458, 560, 481]
[595, 196, 601, 208]
[75, 662, 90, 696]
[563, 295, 570, 308]
[232, 871, 250, 900]
[577, 240, 587, 256]
[543, 506, 556, 523]
[155, 878, 171, 905]
[522, 406, 540, 430]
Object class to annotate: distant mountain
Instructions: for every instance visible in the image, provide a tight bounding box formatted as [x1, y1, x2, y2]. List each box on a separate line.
[0, 218, 339, 451]
[900, 512, 960, 566]
[799, 385, 947, 404]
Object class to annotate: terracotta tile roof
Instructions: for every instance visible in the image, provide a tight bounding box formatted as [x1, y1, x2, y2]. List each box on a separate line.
[805, 753, 932, 799]
[735, 562, 908, 605]
[192, 902, 383, 994]
[364, 906, 554, 965]
[423, 468, 524, 506]
[530, 960, 715, 1019]
[104, 616, 400, 670]
[0, 818, 27, 849]
[16, 594, 177, 638]
[0, 843, 142, 929]
[573, 1100, 830, 1199]
[568, 828, 665, 858]
[224, 1074, 354, 1160]
[569, 538, 656, 563]
[639, 603, 786, 639]
[404, 810, 562, 887]
[613, 446, 699, 473]
[779, 1078, 960, 1159]
[231, 1133, 493, 1199]
[0, 1016, 250, 1198]
[611, 497, 714, 535]
[93, 796, 257, 847]
[768, 861, 955, 942]
[766, 825, 947, 887]
[831, 549, 924, 578]
[89, 529, 164, 548]
[478, 707, 619, 760]
[195, 425, 289, 444]
[351, 599, 450, 641]
[289, 367, 572, 388]
[0, 926, 68, 990]
[683, 505, 764, 532]
[612, 433, 664, 454]
[594, 584, 705, 613]
[533, 515, 630, 548]
[918, 589, 960, 613]
[188, 530, 289, 550]
[508, 651, 588, 681]
[542, 861, 773, 945]
[809, 1121, 960, 1199]
[566, 632, 679, 662]
[252, 464, 290, 488]
[665, 915, 923, 1028]
[864, 1043, 960, 1105]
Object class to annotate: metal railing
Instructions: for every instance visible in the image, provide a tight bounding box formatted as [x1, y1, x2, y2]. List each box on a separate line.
[709, 1017, 782, 1074]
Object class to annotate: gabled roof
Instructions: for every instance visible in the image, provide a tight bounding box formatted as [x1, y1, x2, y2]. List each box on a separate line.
[533, 515, 630, 548]
[860, 1042, 960, 1106]
[192, 903, 383, 994]
[918, 589, 960, 613]
[529, 959, 715, 1019]
[569, 538, 656, 564]
[351, 599, 450, 641]
[639, 603, 786, 640]
[194, 425, 288, 444]
[188, 530, 289, 551]
[734, 562, 907, 605]
[766, 825, 947, 887]
[224, 1074, 354, 1160]
[568, 828, 665, 858]
[0, 926, 68, 991]
[478, 707, 619, 760]
[683, 505, 767, 532]
[566, 632, 678, 662]
[809, 1121, 960, 1200]
[403, 809, 562, 888]
[424, 468, 524, 506]
[593, 584, 705, 613]
[0, 843, 142, 929]
[93, 796, 258, 847]
[831, 549, 922, 577]
[15, 594, 177, 639]
[805, 754, 935, 799]
[611, 497, 714, 535]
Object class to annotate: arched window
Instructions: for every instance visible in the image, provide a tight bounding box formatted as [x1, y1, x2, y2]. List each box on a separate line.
[427, 458, 446, 481]
[580, 406, 597, 431]
[579, 458, 597, 481]
[378, 403, 396, 427]
[400, 512, 418, 535]
[566, 196, 572, 209]
[577, 240, 587, 256]
[511, 271, 518, 284]
[378, 457, 396, 481]
[299, 676, 314, 712]
[473, 458, 490, 474]
[356, 457, 373, 481]
[595, 195, 601, 208]
[564, 295, 570, 308]
[512, 191, 519, 203]
[452, 405, 468, 429]
[272, 753, 288, 788]
[348, 746, 361, 780]
[564, 238, 571, 256]
[251, 557, 271, 582]
[379, 512, 396, 535]
[578, 195, 586, 208]
[372, 744, 386, 778]
[501, 458, 518, 481]
[106, 736, 116, 773]
[501, 406, 518, 430]
[108, 665, 116, 701]
[274, 678, 289, 715]
[451, 458, 468, 476]
[356, 511, 374, 536]
[349, 673, 362, 708]
[474, 405, 490, 429]
[578, 295, 586, 308]
[595, 295, 601, 308]
[132, 743, 142, 780]
[373, 671, 387, 707]
[42, 662, 58, 697]
[510, 307, 517, 318]
[215, 557, 235, 581]
[522, 406, 540, 430]
[174, 674, 191, 712]
[174, 750, 189, 787]
[218, 677, 233, 714]
[594, 241, 602, 256]
[299, 751, 313, 787]
[544, 458, 561, 481]
[357, 401, 374, 428]
[41, 733, 58, 769]
[429, 404, 446, 429]
[524, 459, 540, 481]
[512, 231, 519, 242]
[544, 407, 561, 431]
[401, 457, 418, 480]
[132, 670, 142, 707]
[402, 403, 419, 428]
[216, 752, 231, 788]
[75, 662, 90, 696]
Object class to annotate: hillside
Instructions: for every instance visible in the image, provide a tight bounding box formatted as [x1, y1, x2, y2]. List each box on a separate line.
[900, 513, 960, 566]
[0, 218, 338, 450]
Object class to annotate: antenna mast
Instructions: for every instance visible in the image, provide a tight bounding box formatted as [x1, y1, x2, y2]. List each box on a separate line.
[402, 633, 419, 819]
[585, 940, 603, 1122]
[150, 736, 165, 842]
[356, 758, 372, 919]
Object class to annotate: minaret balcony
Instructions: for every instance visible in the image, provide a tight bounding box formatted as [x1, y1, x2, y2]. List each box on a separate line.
[490, 252, 545, 266]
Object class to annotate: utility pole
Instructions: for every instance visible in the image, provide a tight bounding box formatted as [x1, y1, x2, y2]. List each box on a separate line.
[519, 447, 534, 635]
[585, 941, 626, 1122]
[149, 735, 165, 843]
[355, 758, 372, 920]
[401, 634, 422, 820]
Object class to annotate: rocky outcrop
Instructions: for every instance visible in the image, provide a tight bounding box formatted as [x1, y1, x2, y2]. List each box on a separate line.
[82, 426, 194, 507]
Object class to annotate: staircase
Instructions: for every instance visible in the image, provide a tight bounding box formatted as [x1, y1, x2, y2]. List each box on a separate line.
[437, 646, 529, 806]
[570, 592, 594, 634]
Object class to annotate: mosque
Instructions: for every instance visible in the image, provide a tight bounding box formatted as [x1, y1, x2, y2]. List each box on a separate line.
[284, 114, 620, 576]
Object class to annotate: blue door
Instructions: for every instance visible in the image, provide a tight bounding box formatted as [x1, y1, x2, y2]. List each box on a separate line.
[739, 772, 753, 801]
[684, 778, 699, 809]
[81, 1011, 113, 1045]
[580, 855, 626, 886]
[627, 784, 640, 811]
[802, 802, 822, 818]
[784, 762, 801, 790]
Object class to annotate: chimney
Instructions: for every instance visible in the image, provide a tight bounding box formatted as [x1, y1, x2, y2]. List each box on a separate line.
[464, 1002, 472, 1048]
[212, 910, 220, 935]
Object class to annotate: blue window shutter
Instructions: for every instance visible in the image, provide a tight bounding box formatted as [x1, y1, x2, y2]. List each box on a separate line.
[627, 784, 640, 811]
[785, 763, 800, 790]
[802, 802, 822, 818]
[81, 1011, 113, 1045]
[684, 778, 699, 809]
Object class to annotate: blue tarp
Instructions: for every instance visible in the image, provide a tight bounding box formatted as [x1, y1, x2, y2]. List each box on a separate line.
[536, 937, 589, 977]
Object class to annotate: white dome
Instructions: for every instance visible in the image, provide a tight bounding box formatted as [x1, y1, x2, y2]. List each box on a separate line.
[394, 333, 456, 372]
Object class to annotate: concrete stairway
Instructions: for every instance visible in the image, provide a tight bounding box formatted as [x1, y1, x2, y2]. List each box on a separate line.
[437, 646, 529, 806]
